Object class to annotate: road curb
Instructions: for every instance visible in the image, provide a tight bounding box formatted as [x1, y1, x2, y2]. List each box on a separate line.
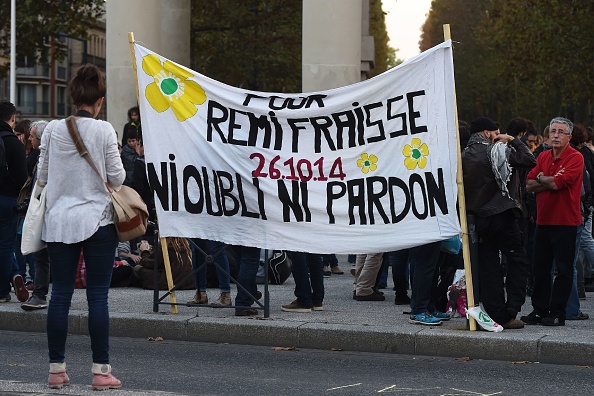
[2, 307, 593, 366]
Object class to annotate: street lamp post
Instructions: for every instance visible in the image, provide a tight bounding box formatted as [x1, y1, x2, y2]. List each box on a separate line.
[10, 0, 16, 103]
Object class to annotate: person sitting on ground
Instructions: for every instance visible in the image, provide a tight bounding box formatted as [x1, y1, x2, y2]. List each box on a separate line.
[116, 241, 142, 266]
[132, 237, 194, 290]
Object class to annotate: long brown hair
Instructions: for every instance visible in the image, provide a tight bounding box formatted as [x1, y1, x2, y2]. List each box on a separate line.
[167, 237, 191, 265]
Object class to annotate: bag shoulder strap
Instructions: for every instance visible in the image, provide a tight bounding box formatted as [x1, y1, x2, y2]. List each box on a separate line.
[65, 116, 107, 185]
[35, 120, 57, 189]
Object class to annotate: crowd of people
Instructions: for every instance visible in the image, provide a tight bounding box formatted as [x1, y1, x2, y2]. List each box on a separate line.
[1, 63, 593, 390]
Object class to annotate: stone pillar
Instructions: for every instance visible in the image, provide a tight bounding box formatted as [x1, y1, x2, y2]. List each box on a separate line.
[302, 0, 362, 92]
[160, 0, 191, 66]
[106, 0, 190, 138]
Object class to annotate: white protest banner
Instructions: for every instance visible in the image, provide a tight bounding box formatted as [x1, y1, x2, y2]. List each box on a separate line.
[133, 40, 461, 254]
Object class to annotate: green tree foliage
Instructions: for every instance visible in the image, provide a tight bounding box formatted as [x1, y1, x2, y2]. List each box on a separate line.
[420, 0, 594, 129]
[486, 0, 594, 127]
[191, 0, 302, 93]
[420, 0, 494, 124]
[370, 0, 397, 75]
[191, 0, 394, 92]
[0, 0, 104, 77]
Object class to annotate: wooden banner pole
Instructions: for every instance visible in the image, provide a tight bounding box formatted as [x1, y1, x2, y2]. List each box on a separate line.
[128, 32, 178, 313]
[443, 24, 476, 331]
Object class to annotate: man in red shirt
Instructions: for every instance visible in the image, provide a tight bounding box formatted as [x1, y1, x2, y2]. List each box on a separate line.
[522, 117, 583, 326]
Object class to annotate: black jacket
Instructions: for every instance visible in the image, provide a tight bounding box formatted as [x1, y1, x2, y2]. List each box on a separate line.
[462, 136, 536, 217]
[0, 121, 27, 197]
[131, 156, 155, 221]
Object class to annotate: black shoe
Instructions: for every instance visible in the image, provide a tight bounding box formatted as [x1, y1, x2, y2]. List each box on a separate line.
[541, 316, 565, 326]
[235, 308, 258, 317]
[395, 294, 411, 305]
[526, 282, 534, 297]
[520, 311, 543, 325]
[21, 294, 48, 311]
[355, 292, 385, 301]
[506, 307, 518, 320]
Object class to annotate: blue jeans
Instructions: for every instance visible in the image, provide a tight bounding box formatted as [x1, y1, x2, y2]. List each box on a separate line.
[580, 212, 594, 279]
[191, 240, 231, 292]
[287, 252, 324, 307]
[233, 246, 261, 309]
[15, 232, 36, 280]
[0, 194, 18, 297]
[565, 224, 583, 318]
[409, 241, 441, 315]
[46, 225, 117, 364]
[379, 250, 410, 294]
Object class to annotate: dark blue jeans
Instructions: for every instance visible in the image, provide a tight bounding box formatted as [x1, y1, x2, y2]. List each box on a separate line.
[46, 224, 117, 364]
[378, 250, 410, 294]
[233, 246, 261, 309]
[409, 241, 441, 315]
[15, 232, 36, 280]
[287, 252, 324, 307]
[0, 194, 18, 298]
[191, 239, 231, 292]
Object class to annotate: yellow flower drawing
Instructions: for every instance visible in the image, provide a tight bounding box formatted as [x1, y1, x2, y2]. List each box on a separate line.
[357, 153, 378, 174]
[142, 54, 207, 122]
[402, 138, 429, 170]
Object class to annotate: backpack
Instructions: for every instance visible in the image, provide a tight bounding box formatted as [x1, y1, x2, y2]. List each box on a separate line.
[0, 130, 11, 183]
[256, 250, 292, 285]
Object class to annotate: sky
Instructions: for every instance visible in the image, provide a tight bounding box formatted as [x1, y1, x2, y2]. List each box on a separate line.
[382, 0, 433, 61]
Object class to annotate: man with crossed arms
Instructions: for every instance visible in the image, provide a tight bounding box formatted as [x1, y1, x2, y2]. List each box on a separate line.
[522, 117, 583, 326]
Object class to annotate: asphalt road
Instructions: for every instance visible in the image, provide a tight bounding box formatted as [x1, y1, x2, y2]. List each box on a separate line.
[1, 330, 593, 395]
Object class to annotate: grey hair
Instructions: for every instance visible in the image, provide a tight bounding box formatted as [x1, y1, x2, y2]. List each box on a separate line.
[550, 117, 573, 135]
[30, 120, 49, 139]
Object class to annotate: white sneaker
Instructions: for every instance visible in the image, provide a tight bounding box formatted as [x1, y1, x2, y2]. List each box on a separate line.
[466, 306, 503, 332]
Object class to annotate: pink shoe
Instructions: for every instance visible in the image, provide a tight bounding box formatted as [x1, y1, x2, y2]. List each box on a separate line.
[48, 362, 70, 389]
[92, 363, 122, 391]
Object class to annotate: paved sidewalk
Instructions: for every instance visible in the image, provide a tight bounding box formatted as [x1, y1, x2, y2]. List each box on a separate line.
[1, 255, 593, 366]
